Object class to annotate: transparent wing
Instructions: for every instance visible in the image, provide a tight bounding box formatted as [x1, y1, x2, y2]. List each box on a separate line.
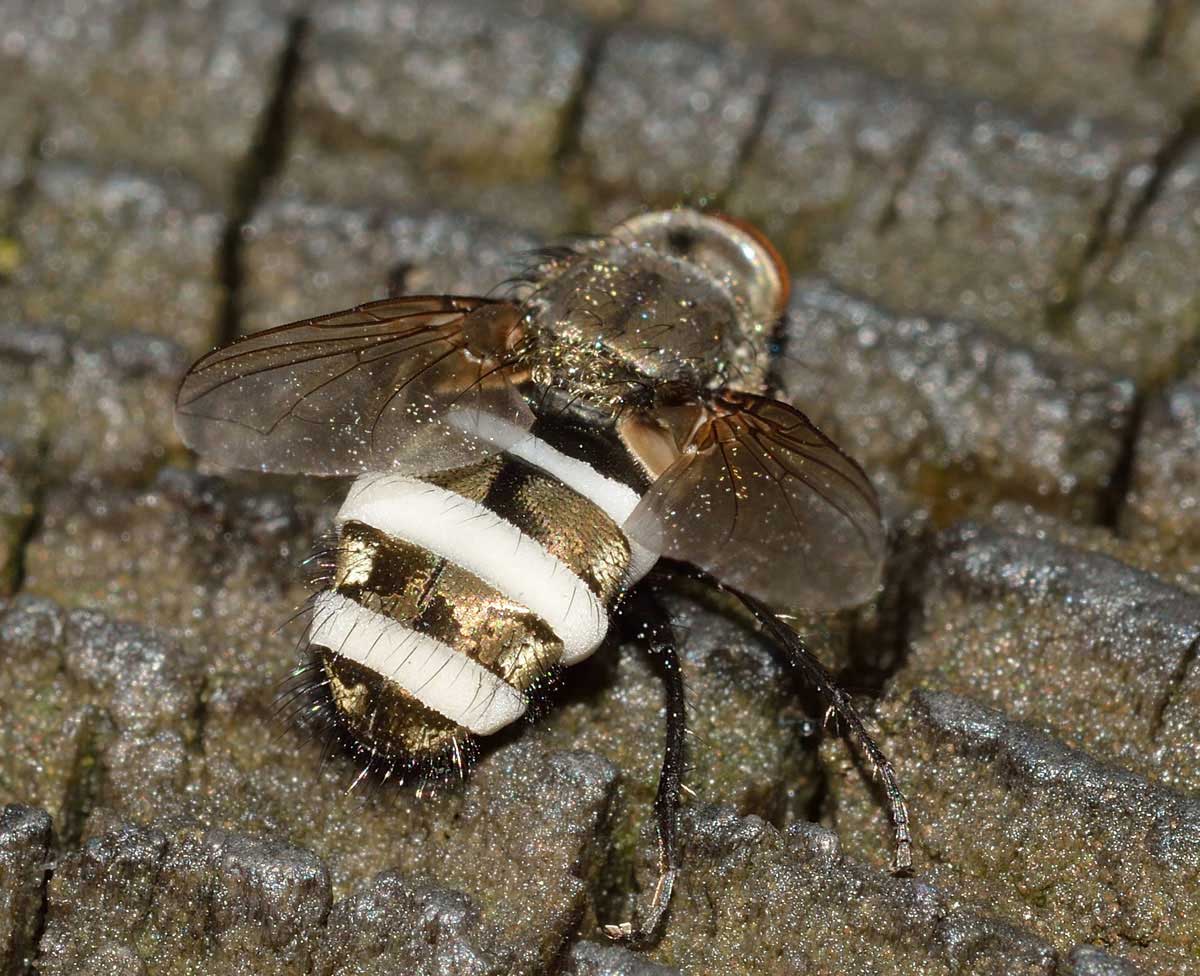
[624, 392, 885, 610]
[175, 295, 534, 476]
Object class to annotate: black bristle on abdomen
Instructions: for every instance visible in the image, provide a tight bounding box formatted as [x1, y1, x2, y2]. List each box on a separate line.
[278, 625, 483, 793]
[275, 534, 483, 793]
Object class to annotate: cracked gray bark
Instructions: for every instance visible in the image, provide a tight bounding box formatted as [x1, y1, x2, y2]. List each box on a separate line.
[1, 0, 1199, 973]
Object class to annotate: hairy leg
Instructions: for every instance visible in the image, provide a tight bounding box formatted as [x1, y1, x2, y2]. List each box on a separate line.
[730, 586, 912, 873]
[605, 585, 687, 947]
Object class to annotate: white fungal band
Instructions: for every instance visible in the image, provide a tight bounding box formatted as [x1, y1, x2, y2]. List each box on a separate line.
[310, 591, 526, 735]
[449, 410, 659, 585]
[337, 474, 610, 665]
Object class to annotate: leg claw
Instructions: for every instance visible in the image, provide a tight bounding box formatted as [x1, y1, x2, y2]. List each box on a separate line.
[603, 921, 634, 941]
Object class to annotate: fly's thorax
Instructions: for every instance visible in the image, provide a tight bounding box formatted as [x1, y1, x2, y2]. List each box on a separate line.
[526, 245, 740, 403]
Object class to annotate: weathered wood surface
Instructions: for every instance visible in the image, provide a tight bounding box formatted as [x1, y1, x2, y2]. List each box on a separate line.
[2, 1, 1199, 973]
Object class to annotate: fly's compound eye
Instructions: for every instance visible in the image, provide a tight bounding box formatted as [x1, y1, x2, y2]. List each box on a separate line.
[613, 209, 789, 324]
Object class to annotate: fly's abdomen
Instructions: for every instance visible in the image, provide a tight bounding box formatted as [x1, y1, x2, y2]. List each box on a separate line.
[307, 434, 656, 769]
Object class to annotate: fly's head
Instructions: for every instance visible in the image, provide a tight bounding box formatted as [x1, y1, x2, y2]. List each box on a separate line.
[520, 209, 789, 419]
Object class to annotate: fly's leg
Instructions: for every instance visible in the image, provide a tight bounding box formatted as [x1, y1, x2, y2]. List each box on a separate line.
[731, 586, 912, 873]
[604, 586, 686, 948]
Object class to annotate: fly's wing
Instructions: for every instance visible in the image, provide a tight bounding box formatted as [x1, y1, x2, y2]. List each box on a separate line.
[623, 392, 885, 610]
[175, 295, 534, 476]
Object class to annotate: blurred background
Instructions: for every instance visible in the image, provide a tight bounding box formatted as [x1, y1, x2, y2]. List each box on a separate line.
[1, 2, 1199, 974]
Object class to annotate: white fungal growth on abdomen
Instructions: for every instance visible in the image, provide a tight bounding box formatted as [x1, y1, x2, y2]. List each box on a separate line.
[308, 429, 659, 738]
[308, 590, 527, 735]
